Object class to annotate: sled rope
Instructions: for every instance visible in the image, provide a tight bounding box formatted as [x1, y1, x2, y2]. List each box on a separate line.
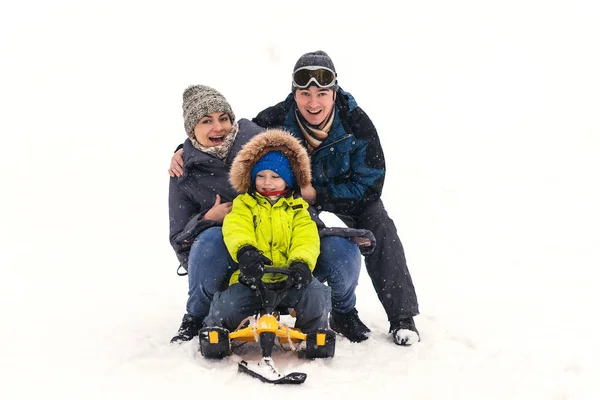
[235, 315, 254, 332]
[279, 321, 298, 352]
[233, 315, 300, 352]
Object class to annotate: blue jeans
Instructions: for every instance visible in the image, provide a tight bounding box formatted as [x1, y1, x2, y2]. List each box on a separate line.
[313, 236, 361, 314]
[186, 227, 236, 319]
[186, 228, 361, 319]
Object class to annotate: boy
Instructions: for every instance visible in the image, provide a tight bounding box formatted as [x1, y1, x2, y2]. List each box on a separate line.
[201, 129, 331, 337]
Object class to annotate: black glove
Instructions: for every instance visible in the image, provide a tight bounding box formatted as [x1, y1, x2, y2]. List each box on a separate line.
[289, 262, 313, 289]
[237, 246, 272, 287]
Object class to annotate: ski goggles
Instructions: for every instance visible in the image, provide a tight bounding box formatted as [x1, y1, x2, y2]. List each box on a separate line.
[292, 66, 337, 89]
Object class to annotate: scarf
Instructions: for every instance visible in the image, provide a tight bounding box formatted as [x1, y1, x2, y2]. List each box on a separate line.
[257, 189, 291, 198]
[189, 121, 239, 160]
[257, 189, 292, 205]
[295, 107, 335, 153]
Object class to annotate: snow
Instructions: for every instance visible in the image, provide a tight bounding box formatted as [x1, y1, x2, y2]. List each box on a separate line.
[1, 0, 599, 398]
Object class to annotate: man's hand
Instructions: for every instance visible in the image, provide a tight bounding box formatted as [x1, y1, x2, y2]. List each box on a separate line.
[202, 194, 232, 223]
[301, 185, 317, 205]
[168, 148, 184, 177]
[353, 237, 372, 248]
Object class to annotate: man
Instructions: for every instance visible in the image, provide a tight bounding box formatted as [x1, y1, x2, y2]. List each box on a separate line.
[252, 51, 420, 345]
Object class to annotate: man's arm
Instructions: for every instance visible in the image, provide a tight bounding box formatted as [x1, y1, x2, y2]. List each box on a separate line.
[169, 146, 184, 177]
[316, 107, 386, 214]
[287, 202, 320, 272]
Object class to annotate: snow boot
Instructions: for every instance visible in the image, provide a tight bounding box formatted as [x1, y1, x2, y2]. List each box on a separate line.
[305, 329, 336, 358]
[390, 317, 420, 346]
[329, 308, 371, 343]
[170, 314, 203, 344]
[199, 327, 231, 359]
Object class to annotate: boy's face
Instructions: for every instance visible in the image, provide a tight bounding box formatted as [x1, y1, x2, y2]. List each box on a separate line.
[294, 86, 335, 125]
[255, 170, 286, 192]
[193, 112, 232, 147]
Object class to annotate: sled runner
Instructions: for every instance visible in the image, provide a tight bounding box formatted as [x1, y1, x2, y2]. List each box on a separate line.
[199, 268, 335, 384]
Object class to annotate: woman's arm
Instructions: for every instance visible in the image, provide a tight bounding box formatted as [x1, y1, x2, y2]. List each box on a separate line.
[168, 178, 200, 269]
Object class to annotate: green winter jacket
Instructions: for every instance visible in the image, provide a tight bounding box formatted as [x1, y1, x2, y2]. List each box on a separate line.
[223, 192, 320, 285]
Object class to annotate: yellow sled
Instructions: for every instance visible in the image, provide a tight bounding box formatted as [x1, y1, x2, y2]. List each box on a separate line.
[199, 268, 335, 384]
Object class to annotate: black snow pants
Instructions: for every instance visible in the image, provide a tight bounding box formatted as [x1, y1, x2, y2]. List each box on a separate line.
[335, 199, 419, 324]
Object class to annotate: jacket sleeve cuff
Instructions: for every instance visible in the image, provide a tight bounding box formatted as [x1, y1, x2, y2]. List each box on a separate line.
[236, 245, 257, 261]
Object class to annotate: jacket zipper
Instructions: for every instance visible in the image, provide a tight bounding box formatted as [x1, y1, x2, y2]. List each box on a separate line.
[311, 134, 353, 156]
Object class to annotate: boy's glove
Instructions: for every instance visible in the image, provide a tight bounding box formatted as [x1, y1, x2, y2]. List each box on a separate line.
[237, 246, 272, 288]
[289, 262, 313, 289]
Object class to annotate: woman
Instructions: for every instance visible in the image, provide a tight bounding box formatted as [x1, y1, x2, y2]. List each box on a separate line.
[169, 85, 364, 343]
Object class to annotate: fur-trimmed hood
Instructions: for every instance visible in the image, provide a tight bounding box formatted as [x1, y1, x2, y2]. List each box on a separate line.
[229, 129, 311, 193]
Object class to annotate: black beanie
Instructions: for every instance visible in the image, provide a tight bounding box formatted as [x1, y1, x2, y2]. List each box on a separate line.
[292, 50, 338, 92]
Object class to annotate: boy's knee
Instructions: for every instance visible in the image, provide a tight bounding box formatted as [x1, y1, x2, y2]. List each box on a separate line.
[308, 280, 332, 303]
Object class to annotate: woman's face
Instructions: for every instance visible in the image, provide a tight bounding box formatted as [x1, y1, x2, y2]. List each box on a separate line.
[255, 169, 287, 192]
[193, 112, 232, 147]
[294, 86, 335, 125]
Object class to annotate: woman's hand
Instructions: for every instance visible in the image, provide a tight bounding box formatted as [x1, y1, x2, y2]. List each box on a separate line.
[301, 185, 317, 205]
[168, 149, 184, 177]
[203, 194, 232, 222]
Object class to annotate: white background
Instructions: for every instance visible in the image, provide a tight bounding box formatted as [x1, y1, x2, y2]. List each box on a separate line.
[1, 1, 599, 398]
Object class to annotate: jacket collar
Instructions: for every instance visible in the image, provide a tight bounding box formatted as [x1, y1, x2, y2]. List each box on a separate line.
[182, 119, 258, 170]
[283, 87, 357, 144]
[239, 192, 305, 209]
[182, 139, 221, 169]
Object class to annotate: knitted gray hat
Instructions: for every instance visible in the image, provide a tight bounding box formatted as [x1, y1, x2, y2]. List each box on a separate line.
[182, 85, 236, 136]
[292, 50, 338, 92]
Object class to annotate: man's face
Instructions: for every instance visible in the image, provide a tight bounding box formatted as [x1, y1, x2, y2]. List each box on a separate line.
[294, 86, 335, 125]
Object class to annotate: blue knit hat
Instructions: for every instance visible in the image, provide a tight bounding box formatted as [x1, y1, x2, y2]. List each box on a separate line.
[251, 151, 295, 188]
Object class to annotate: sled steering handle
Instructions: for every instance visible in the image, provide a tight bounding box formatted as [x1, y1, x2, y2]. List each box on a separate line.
[256, 267, 293, 313]
[264, 267, 291, 276]
[262, 267, 294, 289]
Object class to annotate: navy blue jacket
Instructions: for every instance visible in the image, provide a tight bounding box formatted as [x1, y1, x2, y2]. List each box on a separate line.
[169, 119, 264, 270]
[253, 89, 385, 215]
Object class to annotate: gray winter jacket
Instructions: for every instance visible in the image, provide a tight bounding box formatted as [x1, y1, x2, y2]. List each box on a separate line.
[169, 119, 264, 270]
